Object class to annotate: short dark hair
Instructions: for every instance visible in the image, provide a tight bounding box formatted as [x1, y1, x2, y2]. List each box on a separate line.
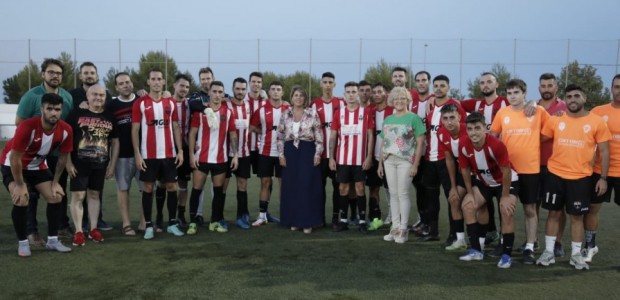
[392, 66, 407, 74]
[41, 58, 64, 73]
[372, 82, 387, 90]
[199, 67, 213, 76]
[233, 77, 247, 86]
[114, 72, 130, 83]
[564, 83, 585, 94]
[269, 80, 283, 89]
[210, 81, 224, 89]
[481, 72, 497, 80]
[506, 79, 527, 93]
[322, 72, 335, 80]
[433, 74, 450, 84]
[612, 74, 620, 84]
[41, 93, 63, 106]
[249, 71, 263, 79]
[174, 73, 191, 84]
[465, 112, 486, 125]
[415, 71, 431, 80]
[344, 81, 359, 89]
[148, 68, 163, 78]
[539, 73, 556, 81]
[79, 61, 97, 72]
[358, 80, 371, 87]
[440, 103, 460, 115]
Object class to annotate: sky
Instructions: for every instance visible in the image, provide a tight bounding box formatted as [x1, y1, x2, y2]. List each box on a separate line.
[0, 0, 618, 99]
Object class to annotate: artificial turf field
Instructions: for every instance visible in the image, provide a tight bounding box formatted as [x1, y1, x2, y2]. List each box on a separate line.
[0, 173, 619, 299]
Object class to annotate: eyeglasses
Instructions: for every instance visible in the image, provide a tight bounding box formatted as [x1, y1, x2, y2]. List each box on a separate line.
[46, 70, 63, 77]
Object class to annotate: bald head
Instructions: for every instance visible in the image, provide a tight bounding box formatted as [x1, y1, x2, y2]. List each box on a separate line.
[87, 84, 106, 111]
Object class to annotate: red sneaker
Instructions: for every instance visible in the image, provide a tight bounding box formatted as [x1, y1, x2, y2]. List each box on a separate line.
[88, 228, 104, 242]
[72, 232, 86, 246]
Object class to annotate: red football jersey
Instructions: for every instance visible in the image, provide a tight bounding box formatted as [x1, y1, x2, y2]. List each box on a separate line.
[425, 99, 467, 161]
[1, 117, 73, 170]
[368, 104, 395, 160]
[225, 99, 251, 158]
[458, 133, 518, 187]
[250, 101, 289, 157]
[311, 97, 345, 159]
[132, 95, 179, 159]
[190, 105, 236, 164]
[437, 123, 467, 159]
[461, 96, 509, 130]
[331, 106, 374, 166]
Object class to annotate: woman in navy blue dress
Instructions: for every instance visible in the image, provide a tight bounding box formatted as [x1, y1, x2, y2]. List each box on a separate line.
[277, 86, 324, 233]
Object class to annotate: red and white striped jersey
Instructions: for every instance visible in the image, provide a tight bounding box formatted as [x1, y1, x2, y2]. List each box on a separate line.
[1, 117, 73, 170]
[247, 93, 268, 151]
[461, 96, 509, 130]
[250, 101, 289, 157]
[331, 106, 374, 166]
[132, 95, 179, 159]
[409, 93, 433, 122]
[368, 104, 394, 160]
[458, 133, 518, 187]
[437, 124, 467, 159]
[190, 106, 237, 164]
[175, 98, 190, 146]
[225, 99, 251, 157]
[311, 97, 345, 159]
[425, 99, 467, 161]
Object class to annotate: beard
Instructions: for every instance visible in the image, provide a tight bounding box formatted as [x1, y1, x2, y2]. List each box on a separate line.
[567, 103, 583, 113]
[481, 90, 494, 97]
[541, 92, 554, 100]
[45, 79, 60, 89]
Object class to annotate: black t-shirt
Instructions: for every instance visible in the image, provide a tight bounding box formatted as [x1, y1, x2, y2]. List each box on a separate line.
[70, 87, 114, 116]
[106, 95, 137, 158]
[66, 108, 118, 169]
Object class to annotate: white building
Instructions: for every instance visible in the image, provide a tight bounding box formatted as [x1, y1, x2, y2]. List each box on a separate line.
[0, 104, 17, 140]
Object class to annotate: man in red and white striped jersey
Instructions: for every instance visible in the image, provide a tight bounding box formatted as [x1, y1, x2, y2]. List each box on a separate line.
[249, 81, 290, 226]
[365, 82, 394, 230]
[420, 75, 466, 242]
[1, 93, 74, 256]
[131, 69, 184, 240]
[311, 72, 345, 228]
[187, 81, 239, 235]
[460, 72, 510, 250]
[247, 71, 268, 175]
[458, 112, 518, 267]
[171, 74, 192, 228]
[224, 77, 253, 229]
[329, 81, 375, 233]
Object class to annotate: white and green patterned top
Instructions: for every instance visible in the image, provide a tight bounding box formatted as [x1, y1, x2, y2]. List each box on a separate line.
[379, 112, 426, 163]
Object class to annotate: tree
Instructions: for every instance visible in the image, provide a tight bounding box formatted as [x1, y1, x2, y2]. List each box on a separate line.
[2, 52, 77, 104]
[2, 60, 40, 104]
[558, 60, 610, 109]
[363, 58, 414, 91]
[261, 71, 321, 102]
[130, 51, 180, 92]
[449, 88, 465, 100]
[466, 63, 516, 98]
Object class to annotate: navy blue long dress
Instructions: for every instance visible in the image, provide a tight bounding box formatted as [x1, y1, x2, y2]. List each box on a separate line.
[280, 140, 323, 228]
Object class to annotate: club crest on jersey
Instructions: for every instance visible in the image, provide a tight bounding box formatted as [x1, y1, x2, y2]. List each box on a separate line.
[504, 116, 510, 124]
[603, 115, 609, 123]
[527, 116, 534, 123]
[558, 122, 566, 131]
[583, 124, 591, 133]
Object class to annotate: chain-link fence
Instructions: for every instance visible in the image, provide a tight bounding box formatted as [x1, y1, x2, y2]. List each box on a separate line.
[1, 38, 619, 99]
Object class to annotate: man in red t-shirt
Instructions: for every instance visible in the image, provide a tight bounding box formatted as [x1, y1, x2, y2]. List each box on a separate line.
[1, 93, 74, 256]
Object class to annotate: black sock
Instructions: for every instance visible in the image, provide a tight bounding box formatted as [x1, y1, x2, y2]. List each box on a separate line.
[12, 205, 28, 241]
[177, 205, 186, 220]
[46, 202, 61, 237]
[454, 218, 465, 234]
[467, 223, 481, 251]
[448, 203, 455, 237]
[349, 198, 357, 219]
[189, 188, 202, 222]
[211, 186, 225, 222]
[368, 197, 380, 220]
[332, 180, 339, 220]
[357, 196, 367, 223]
[502, 233, 515, 256]
[167, 191, 178, 225]
[237, 190, 248, 217]
[414, 179, 426, 224]
[585, 230, 597, 248]
[259, 200, 269, 213]
[487, 200, 497, 232]
[155, 186, 166, 222]
[338, 194, 349, 221]
[142, 191, 154, 227]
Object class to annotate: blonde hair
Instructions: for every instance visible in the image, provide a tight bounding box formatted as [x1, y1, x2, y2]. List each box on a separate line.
[387, 86, 411, 107]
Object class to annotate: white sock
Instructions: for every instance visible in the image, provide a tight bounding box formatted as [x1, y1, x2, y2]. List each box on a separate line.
[545, 235, 556, 253]
[259, 212, 266, 219]
[48, 236, 58, 242]
[525, 243, 535, 251]
[571, 241, 582, 256]
[456, 232, 465, 242]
